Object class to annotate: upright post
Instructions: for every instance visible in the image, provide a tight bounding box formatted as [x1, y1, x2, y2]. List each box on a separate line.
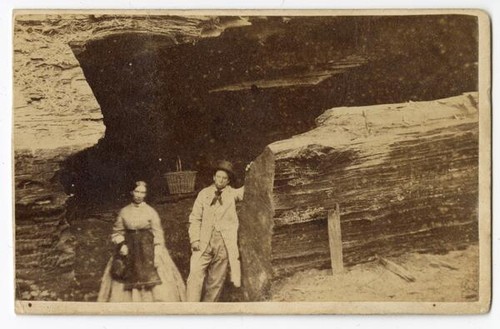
[328, 203, 344, 274]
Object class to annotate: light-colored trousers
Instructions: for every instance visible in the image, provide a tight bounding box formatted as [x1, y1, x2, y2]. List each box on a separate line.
[186, 230, 229, 302]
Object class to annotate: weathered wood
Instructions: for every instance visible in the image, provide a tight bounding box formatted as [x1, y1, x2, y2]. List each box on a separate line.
[239, 148, 275, 301]
[14, 15, 480, 301]
[14, 149, 77, 284]
[328, 204, 343, 274]
[270, 93, 479, 267]
[377, 256, 416, 282]
[429, 259, 459, 271]
[270, 222, 476, 277]
[239, 93, 479, 300]
[14, 14, 222, 151]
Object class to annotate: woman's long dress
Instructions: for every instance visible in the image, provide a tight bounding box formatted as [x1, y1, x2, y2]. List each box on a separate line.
[97, 202, 186, 302]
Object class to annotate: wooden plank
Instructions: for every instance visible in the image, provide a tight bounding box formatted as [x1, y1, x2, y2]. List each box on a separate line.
[328, 203, 344, 274]
[429, 259, 459, 271]
[377, 255, 416, 282]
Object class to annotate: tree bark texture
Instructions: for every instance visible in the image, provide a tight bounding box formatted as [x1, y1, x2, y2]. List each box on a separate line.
[239, 92, 479, 301]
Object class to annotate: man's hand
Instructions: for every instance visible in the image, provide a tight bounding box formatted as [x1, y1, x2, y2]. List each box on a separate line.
[119, 244, 129, 256]
[191, 241, 200, 252]
[245, 161, 253, 172]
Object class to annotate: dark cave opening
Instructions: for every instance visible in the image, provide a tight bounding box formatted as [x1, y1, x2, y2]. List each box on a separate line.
[61, 15, 478, 208]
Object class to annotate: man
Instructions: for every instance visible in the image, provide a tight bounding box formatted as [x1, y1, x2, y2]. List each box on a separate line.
[186, 160, 246, 302]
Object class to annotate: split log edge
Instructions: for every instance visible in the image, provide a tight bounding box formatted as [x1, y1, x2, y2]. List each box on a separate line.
[239, 93, 479, 301]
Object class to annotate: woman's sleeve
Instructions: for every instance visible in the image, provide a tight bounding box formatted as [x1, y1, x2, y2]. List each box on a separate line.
[151, 209, 165, 246]
[111, 211, 126, 244]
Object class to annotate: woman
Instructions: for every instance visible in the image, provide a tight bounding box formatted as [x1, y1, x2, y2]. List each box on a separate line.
[97, 181, 186, 302]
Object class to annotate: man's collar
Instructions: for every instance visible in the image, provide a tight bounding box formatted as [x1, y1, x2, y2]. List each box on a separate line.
[211, 184, 228, 192]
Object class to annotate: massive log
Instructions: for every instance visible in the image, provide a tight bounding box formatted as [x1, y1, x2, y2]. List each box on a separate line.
[13, 14, 479, 300]
[64, 14, 479, 199]
[239, 92, 479, 301]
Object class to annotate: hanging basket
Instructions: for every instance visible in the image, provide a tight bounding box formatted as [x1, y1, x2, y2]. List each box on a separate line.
[164, 171, 197, 194]
[164, 156, 197, 194]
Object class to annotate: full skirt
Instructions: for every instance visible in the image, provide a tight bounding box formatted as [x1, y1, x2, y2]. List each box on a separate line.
[97, 246, 186, 302]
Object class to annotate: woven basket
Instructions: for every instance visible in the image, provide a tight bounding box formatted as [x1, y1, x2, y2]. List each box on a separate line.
[164, 171, 197, 194]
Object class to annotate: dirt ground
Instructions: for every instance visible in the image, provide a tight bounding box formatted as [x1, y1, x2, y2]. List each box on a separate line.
[271, 246, 479, 302]
[19, 197, 479, 303]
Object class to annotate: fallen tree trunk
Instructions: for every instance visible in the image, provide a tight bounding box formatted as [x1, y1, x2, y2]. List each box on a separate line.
[239, 92, 479, 301]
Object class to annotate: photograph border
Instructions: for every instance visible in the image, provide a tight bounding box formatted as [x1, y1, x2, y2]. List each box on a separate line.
[11, 8, 492, 315]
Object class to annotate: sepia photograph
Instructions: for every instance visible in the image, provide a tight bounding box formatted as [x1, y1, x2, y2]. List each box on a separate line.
[12, 9, 491, 315]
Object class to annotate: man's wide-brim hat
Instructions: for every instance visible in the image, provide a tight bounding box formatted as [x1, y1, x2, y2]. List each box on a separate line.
[214, 160, 235, 181]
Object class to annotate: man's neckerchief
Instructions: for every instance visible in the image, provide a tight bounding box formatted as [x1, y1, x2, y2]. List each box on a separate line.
[210, 188, 223, 206]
